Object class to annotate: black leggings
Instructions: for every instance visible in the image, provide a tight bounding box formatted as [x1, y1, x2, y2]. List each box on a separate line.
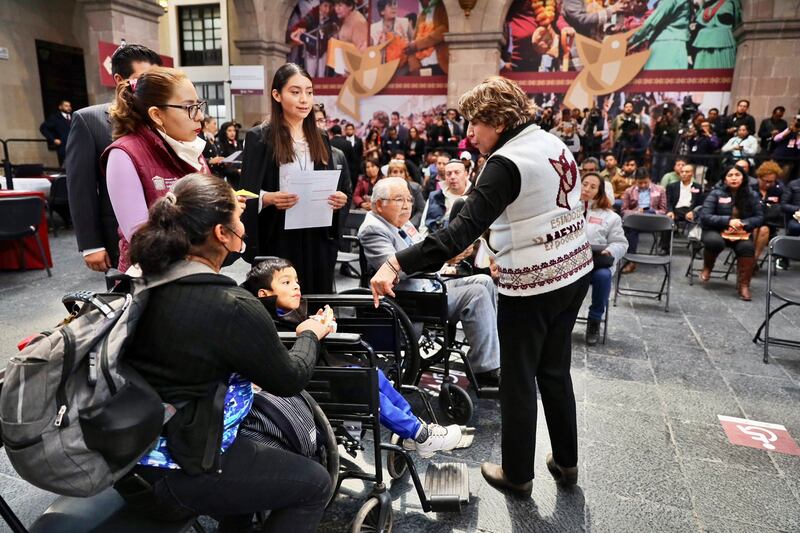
[701, 230, 755, 258]
[132, 435, 330, 532]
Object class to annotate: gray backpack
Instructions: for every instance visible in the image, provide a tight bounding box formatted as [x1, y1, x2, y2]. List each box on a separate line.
[0, 261, 213, 497]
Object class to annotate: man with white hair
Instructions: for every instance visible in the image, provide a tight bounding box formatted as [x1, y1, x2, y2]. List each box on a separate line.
[421, 158, 471, 235]
[358, 177, 501, 386]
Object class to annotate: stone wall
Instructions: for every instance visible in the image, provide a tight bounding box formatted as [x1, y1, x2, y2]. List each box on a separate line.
[0, 0, 82, 166]
[0, 0, 164, 171]
[731, 0, 800, 118]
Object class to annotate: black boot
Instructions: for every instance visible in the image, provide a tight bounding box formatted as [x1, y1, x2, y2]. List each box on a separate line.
[585, 319, 601, 346]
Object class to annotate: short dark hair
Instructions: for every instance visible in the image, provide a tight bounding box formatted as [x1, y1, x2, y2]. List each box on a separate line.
[635, 167, 650, 180]
[344, 122, 354, 129]
[377, 0, 393, 12]
[111, 43, 162, 79]
[330, 124, 342, 135]
[674, 156, 688, 164]
[391, 111, 400, 118]
[623, 156, 638, 166]
[773, 106, 786, 114]
[709, 108, 719, 113]
[333, 0, 355, 6]
[737, 99, 750, 107]
[242, 257, 295, 297]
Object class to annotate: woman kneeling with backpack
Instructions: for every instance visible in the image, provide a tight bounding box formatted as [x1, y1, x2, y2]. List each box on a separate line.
[122, 173, 332, 532]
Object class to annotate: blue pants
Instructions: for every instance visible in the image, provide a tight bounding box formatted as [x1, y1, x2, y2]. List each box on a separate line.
[788, 219, 800, 237]
[377, 369, 421, 439]
[588, 267, 612, 321]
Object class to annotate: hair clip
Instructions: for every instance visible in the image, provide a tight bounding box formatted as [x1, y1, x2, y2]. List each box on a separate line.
[129, 78, 138, 92]
[164, 191, 177, 204]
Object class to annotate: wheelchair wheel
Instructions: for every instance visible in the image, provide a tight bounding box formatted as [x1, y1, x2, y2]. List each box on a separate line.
[301, 391, 340, 506]
[351, 496, 393, 533]
[386, 434, 409, 480]
[438, 383, 473, 425]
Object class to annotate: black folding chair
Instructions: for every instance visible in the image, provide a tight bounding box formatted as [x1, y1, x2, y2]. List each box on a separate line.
[0, 197, 51, 277]
[48, 175, 70, 235]
[614, 213, 673, 312]
[752, 236, 800, 363]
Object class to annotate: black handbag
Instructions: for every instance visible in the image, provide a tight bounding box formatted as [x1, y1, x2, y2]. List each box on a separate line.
[592, 250, 615, 270]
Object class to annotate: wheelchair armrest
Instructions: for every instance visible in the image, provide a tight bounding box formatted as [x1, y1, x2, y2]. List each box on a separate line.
[303, 294, 399, 315]
[278, 331, 362, 344]
[406, 272, 447, 293]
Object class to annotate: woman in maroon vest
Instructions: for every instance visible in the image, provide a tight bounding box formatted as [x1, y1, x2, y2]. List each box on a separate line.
[102, 66, 210, 272]
[239, 63, 350, 294]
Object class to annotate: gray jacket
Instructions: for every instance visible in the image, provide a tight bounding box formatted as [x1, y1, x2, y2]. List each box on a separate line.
[357, 212, 437, 292]
[584, 207, 628, 274]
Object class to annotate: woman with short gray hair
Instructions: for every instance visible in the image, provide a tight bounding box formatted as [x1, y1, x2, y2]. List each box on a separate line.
[370, 76, 593, 497]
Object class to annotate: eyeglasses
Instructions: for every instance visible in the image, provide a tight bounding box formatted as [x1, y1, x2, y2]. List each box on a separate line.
[158, 100, 208, 120]
[383, 197, 413, 205]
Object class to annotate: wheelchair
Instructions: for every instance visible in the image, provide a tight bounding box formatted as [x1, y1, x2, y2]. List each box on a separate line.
[277, 304, 471, 533]
[348, 244, 499, 426]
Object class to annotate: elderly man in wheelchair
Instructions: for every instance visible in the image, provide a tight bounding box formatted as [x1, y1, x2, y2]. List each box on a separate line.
[358, 177, 501, 389]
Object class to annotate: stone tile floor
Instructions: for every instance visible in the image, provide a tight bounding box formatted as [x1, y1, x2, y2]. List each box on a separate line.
[1, 229, 799, 532]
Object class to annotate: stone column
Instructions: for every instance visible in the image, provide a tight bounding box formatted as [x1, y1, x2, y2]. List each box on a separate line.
[74, 0, 165, 105]
[731, 0, 800, 119]
[444, 32, 504, 106]
[231, 40, 291, 127]
[441, 0, 512, 107]
[230, 0, 296, 126]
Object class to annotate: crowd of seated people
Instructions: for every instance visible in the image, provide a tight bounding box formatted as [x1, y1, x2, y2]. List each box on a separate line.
[52, 46, 800, 532]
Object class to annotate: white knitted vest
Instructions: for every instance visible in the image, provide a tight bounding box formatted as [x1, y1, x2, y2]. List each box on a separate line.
[486, 124, 592, 296]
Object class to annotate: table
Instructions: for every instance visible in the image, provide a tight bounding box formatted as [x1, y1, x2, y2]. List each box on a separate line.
[0, 190, 53, 270]
[1, 174, 58, 195]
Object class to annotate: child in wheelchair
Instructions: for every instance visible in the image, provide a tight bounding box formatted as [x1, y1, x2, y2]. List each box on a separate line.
[242, 257, 470, 458]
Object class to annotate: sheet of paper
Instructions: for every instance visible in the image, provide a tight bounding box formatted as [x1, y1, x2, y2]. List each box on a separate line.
[222, 150, 242, 163]
[281, 169, 341, 230]
[473, 237, 496, 269]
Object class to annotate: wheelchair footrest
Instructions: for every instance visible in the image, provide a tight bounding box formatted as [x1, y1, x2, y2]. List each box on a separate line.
[424, 462, 470, 512]
[476, 385, 499, 399]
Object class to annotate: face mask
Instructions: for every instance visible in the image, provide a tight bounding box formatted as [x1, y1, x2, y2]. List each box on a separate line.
[221, 225, 247, 266]
[156, 129, 206, 171]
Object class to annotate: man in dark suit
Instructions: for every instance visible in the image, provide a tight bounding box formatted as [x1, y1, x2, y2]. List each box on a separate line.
[40, 100, 72, 166]
[389, 111, 409, 144]
[663, 163, 703, 253]
[343, 122, 363, 175]
[665, 163, 703, 223]
[329, 124, 358, 188]
[65, 43, 161, 273]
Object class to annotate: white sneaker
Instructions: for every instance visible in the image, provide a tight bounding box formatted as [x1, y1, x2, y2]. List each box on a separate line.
[404, 424, 463, 459]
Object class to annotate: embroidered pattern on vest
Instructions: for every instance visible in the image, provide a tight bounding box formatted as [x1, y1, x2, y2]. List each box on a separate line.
[498, 241, 592, 291]
[548, 149, 579, 210]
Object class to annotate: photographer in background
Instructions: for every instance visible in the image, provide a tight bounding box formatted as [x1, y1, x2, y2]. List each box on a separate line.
[687, 120, 720, 186]
[613, 120, 646, 167]
[650, 105, 678, 184]
[771, 111, 800, 181]
[581, 107, 607, 161]
[757, 106, 788, 155]
[720, 99, 756, 144]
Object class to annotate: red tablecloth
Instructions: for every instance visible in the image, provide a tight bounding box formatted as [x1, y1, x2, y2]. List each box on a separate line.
[0, 190, 53, 270]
